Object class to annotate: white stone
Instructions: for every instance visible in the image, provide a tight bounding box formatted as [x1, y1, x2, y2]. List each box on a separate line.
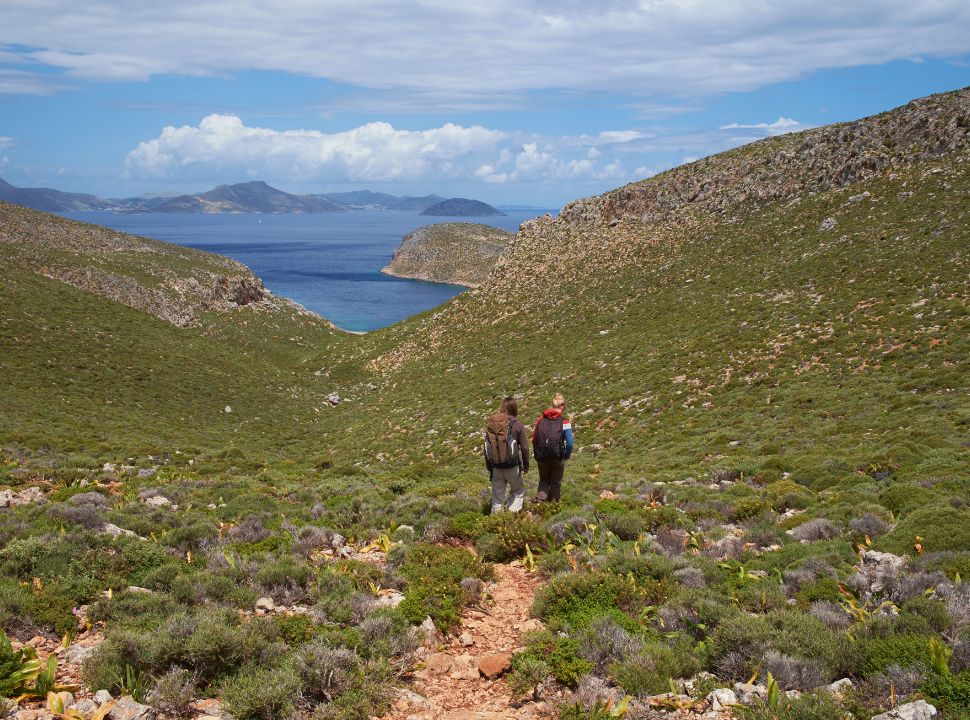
[458, 632, 475, 647]
[94, 690, 114, 705]
[224, 405, 232, 413]
[254, 597, 275, 612]
[144, 495, 170, 507]
[706, 688, 738, 712]
[826, 678, 853, 695]
[872, 700, 938, 720]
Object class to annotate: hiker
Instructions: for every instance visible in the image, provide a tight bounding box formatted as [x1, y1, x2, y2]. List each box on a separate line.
[532, 393, 574, 502]
[484, 396, 530, 513]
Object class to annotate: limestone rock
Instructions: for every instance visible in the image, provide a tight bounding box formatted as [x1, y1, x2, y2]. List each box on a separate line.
[254, 597, 275, 612]
[144, 495, 169, 507]
[477, 652, 512, 678]
[69, 699, 98, 714]
[107, 695, 152, 720]
[423, 652, 454, 676]
[826, 678, 853, 695]
[706, 687, 738, 711]
[94, 690, 114, 705]
[458, 632, 475, 647]
[872, 700, 938, 720]
[449, 654, 480, 680]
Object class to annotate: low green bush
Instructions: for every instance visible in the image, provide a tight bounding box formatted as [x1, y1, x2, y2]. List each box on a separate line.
[879, 506, 970, 556]
[855, 634, 934, 675]
[532, 570, 641, 631]
[511, 631, 592, 688]
[611, 638, 700, 696]
[474, 512, 548, 562]
[921, 670, 970, 718]
[220, 660, 300, 720]
[397, 543, 491, 631]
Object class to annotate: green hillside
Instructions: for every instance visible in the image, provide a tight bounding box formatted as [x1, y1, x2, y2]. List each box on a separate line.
[1, 89, 969, 720]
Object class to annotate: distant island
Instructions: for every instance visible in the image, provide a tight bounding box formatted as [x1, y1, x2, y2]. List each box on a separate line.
[420, 198, 505, 217]
[382, 223, 512, 287]
[0, 178, 487, 215]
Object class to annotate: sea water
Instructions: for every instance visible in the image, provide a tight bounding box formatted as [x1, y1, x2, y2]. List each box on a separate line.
[60, 210, 550, 332]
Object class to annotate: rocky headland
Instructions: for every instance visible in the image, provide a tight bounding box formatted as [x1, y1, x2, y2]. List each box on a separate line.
[381, 222, 512, 287]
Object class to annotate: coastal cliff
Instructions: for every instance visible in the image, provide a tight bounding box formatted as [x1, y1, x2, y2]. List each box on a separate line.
[381, 222, 512, 287]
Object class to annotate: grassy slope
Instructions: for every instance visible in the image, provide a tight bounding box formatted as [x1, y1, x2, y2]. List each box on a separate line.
[323, 157, 969, 495]
[0, 90, 969, 720]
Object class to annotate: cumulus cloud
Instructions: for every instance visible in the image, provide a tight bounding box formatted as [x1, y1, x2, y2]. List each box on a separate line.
[719, 117, 806, 135]
[1, 1, 968, 100]
[125, 115, 654, 186]
[0, 136, 14, 150]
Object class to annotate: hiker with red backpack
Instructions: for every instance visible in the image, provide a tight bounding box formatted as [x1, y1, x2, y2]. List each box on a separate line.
[532, 393, 574, 502]
[484, 396, 530, 513]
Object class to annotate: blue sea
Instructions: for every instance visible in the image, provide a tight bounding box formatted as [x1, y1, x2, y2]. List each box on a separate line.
[61, 210, 550, 332]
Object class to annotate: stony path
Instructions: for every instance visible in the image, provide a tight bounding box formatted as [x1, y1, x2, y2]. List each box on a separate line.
[382, 560, 557, 720]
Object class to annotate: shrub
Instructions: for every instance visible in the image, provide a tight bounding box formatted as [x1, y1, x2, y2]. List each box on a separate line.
[789, 518, 840, 542]
[511, 631, 592, 688]
[474, 512, 547, 562]
[849, 513, 891, 537]
[855, 634, 934, 675]
[763, 651, 827, 690]
[532, 571, 640, 631]
[296, 642, 360, 702]
[577, 616, 643, 674]
[147, 667, 195, 719]
[397, 544, 491, 631]
[735, 691, 846, 720]
[220, 661, 300, 720]
[921, 670, 970, 718]
[879, 506, 970, 556]
[611, 639, 700, 696]
[446, 510, 484, 540]
[765, 480, 813, 511]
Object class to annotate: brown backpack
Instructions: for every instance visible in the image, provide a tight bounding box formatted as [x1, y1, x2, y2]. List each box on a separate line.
[484, 412, 520, 468]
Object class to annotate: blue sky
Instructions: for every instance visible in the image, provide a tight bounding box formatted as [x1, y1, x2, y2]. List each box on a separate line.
[1, 1, 969, 207]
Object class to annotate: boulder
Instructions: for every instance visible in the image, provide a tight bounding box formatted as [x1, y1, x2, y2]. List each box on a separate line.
[706, 688, 738, 712]
[449, 654, 480, 680]
[69, 700, 98, 714]
[144, 495, 170, 507]
[107, 695, 153, 720]
[94, 690, 114, 705]
[477, 653, 512, 678]
[826, 678, 853, 695]
[872, 700, 938, 720]
[254, 597, 275, 612]
[423, 652, 454, 676]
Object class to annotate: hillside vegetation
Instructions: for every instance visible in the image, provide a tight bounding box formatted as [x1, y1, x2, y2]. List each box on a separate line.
[0, 89, 969, 720]
[382, 222, 512, 287]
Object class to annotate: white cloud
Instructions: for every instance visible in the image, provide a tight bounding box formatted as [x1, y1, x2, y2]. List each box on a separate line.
[0, 136, 14, 150]
[125, 115, 668, 188]
[719, 117, 806, 135]
[1, 1, 968, 99]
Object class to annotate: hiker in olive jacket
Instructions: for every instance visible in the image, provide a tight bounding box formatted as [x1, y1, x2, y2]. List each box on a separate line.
[484, 395, 530, 513]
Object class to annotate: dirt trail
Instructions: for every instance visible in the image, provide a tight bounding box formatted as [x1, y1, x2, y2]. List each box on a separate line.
[383, 560, 556, 720]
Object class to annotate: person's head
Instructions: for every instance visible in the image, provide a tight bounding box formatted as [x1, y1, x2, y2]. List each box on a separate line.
[500, 395, 518, 417]
[552, 393, 566, 411]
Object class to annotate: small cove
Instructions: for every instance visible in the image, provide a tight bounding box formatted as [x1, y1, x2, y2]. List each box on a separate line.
[60, 209, 550, 332]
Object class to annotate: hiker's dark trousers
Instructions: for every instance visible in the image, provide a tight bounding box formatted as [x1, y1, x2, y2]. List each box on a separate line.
[536, 460, 565, 501]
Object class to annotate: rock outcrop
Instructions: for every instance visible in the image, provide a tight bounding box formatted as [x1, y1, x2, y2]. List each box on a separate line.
[560, 87, 970, 226]
[0, 201, 320, 327]
[382, 223, 512, 287]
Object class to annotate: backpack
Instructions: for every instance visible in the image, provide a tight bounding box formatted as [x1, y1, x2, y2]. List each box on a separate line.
[484, 413, 520, 468]
[533, 416, 565, 461]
